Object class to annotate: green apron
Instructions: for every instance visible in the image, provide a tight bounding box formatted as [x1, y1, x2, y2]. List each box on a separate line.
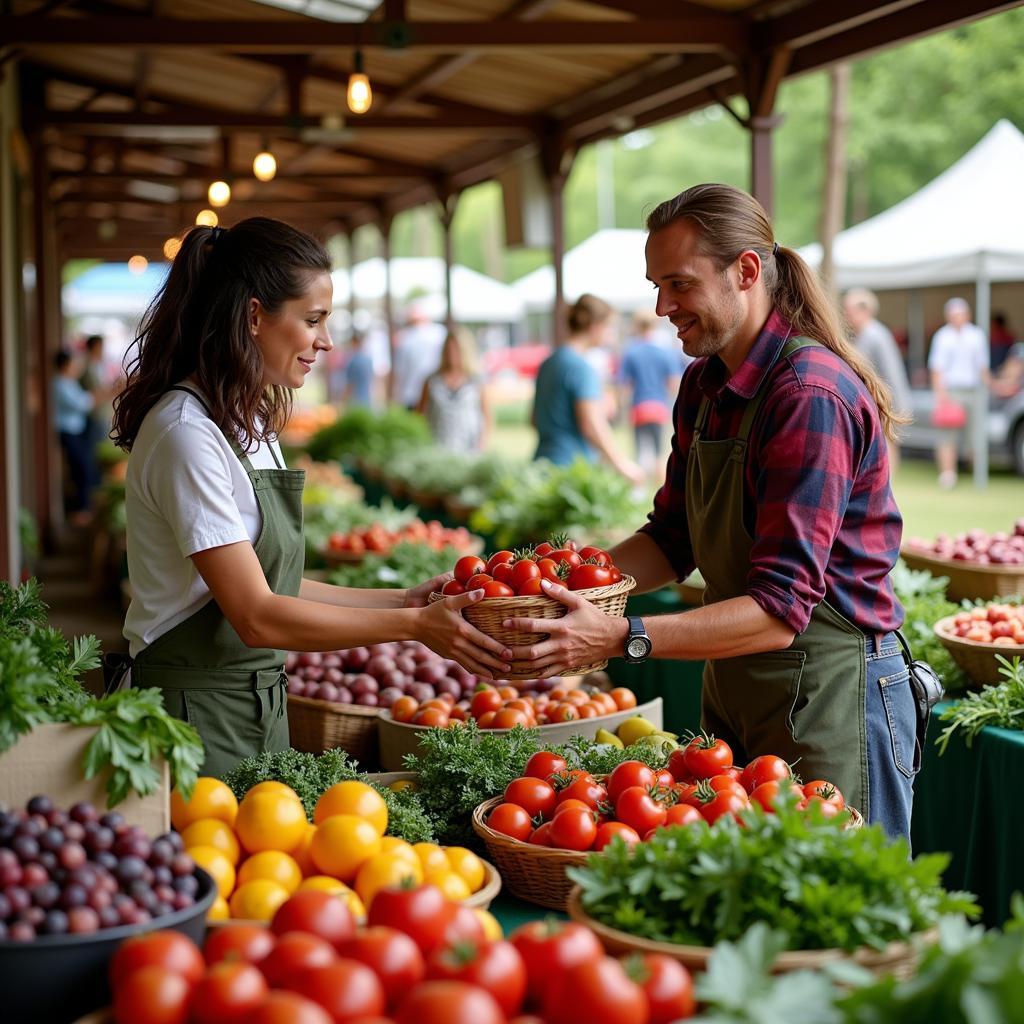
[686, 336, 870, 817]
[133, 385, 305, 780]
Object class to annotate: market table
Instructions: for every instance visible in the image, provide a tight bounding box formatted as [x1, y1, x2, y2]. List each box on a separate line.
[911, 702, 1023, 928]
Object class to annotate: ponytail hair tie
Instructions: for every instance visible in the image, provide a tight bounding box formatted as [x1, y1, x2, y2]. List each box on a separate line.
[209, 226, 226, 246]
[772, 241, 780, 256]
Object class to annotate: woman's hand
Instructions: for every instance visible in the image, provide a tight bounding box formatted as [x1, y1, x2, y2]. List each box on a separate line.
[404, 571, 453, 608]
[418, 589, 512, 679]
[502, 580, 628, 677]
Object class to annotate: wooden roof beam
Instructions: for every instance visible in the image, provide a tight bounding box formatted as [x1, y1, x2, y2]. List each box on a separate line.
[764, 0, 925, 50]
[52, 171, 420, 185]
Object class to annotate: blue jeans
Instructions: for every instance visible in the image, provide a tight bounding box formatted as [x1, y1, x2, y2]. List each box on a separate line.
[865, 633, 918, 843]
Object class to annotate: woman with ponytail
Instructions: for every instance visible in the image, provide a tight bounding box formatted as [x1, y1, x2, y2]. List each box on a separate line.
[113, 219, 509, 777]
[508, 185, 919, 843]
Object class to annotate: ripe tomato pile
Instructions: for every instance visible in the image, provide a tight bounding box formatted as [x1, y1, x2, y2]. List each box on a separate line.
[327, 519, 475, 556]
[390, 680, 639, 730]
[486, 738, 847, 852]
[438, 535, 625, 599]
[109, 887, 696, 1024]
[946, 603, 1024, 646]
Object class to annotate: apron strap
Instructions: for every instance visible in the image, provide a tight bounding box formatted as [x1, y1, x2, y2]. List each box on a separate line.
[735, 334, 819, 442]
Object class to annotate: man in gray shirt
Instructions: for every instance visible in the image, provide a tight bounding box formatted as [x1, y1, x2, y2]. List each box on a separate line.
[843, 288, 911, 470]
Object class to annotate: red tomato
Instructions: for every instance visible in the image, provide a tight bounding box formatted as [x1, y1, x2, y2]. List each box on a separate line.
[739, 754, 792, 794]
[510, 559, 541, 589]
[465, 573, 493, 590]
[566, 563, 614, 590]
[335, 927, 425, 1008]
[607, 761, 657, 804]
[441, 579, 466, 597]
[615, 786, 668, 835]
[553, 797, 592, 817]
[441, 903, 486, 948]
[749, 780, 805, 813]
[412, 706, 450, 728]
[543, 957, 648, 1024]
[516, 577, 545, 596]
[556, 776, 608, 811]
[110, 930, 206, 989]
[471, 688, 504, 717]
[534, 541, 555, 557]
[299, 960, 386, 1021]
[626, 953, 696, 1023]
[270, 891, 357, 947]
[190, 962, 269, 1024]
[487, 802, 534, 841]
[367, 884, 453, 956]
[548, 549, 582, 569]
[391, 695, 419, 723]
[578, 546, 612, 566]
[426, 939, 528, 1017]
[510, 920, 604, 1004]
[667, 748, 694, 783]
[259, 932, 336, 990]
[204, 924, 276, 966]
[664, 803, 706, 829]
[112, 966, 191, 1024]
[493, 561, 516, 584]
[548, 805, 597, 851]
[485, 550, 516, 573]
[395, 981, 506, 1024]
[803, 795, 843, 818]
[683, 734, 734, 780]
[245, 992, 333, 1024]
[536, 557, 563, 583]
[528, 821, 554, 846]
[491, 707, 530, 728]
[453, 555, 485, 584]
[593, 821, 642, 851]
[803, 780, 845, 809]
[699, 790, 747, 826]
[654, 768, 675, 789]
[504, 777, 558, 819]
[674, 781, 702, 807]
[482, 580, 515, 598]
[707, 774, 749, 800]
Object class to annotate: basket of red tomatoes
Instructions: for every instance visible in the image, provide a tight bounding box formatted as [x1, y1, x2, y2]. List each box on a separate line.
[428, 535, 635, 678]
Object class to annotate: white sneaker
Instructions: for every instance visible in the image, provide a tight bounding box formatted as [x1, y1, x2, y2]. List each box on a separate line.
[938, 471, 957, 490]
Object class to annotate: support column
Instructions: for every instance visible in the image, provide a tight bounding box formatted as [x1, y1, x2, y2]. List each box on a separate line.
[907, 289, 925, 385]
[541, 130, 575, 345]
[346, 225, 358, 336]
[973, 264, 991, 489]
[377, 208, 397, 404]
[743, 48, 790, 218]
[436, 185, 460, 330]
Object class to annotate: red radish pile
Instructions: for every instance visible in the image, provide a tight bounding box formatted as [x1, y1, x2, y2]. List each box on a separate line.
[327, 519, 475, 555]
[906, 521, 1024, 565]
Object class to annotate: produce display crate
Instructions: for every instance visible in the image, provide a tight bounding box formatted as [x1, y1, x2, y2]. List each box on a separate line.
[428, 575, 636, 679]
[287, 694, 380, 762]
[377, 696, 664, 772]
[900, 547, 1024, 602]
[933, 614, 1023, 687]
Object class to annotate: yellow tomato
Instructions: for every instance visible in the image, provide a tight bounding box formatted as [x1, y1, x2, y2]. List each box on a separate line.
[314, 781, 388, 835]
[235, 791, 308, 855]
[170, 778, 238, 831]
[298, 877, 367, 920]
[354, 852, 423, 909]
[378, 837, 419, 868]
[180, 819, 241, 866]
[229, 879, 291, 922]
[237, 850, 303, 895]
[188, 845, 236, 900]
[244, 781, 303, 804]
[412, 843, 450, 876]
[389, 779, 417, 793]
[474, 907, 503, 941]
[425, 868, 471, 902]
[208, 896, 230, 922]
[291, 822, 319, 877]
[310, 814, 381, 881]
[444, 847, 485, 893]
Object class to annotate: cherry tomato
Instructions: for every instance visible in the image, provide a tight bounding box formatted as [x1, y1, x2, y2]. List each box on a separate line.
[803, 780, 845, 809]
[739, 754, 792, 794]
[683, 734, 734, 780]
[259, 932, 336, 989]
[112, 966, 192, 1024]
[699, 790, 747, 826]
[485, 550, 516, 573]
[543, 956, 647, 1024]
[556, 776, 608, 810]
[504, 777, 557, 820]
[593, 821, 642, 851]
[204, 924, 276, 966]
[336, 926, 426, 1009]
[395, 980, 506, 1024]
[367, 883, 454, 956]
[245, 992, 333, 1024]
[567, 563, 614, 590]
[547, 703, 578, 723]
[548, 805, 597, 851]
[625, 953, 696, 1023]
[465, 573, 493, 590]
[487, 802, 533, 841]
[110, 930, 206, 989]
[300, 960, 386, 1020]
[615, 786, 668, 835]
[607, 761, 656, 805]
[453, 555, 486, 584]
[482, 580, 515, 598]
[190, 962, 269, 1024]
[441, 579, 466, 597]
[609, 687, 637, 710]
[426, 939, 528, 1017]
[510, 920, 604, 1004]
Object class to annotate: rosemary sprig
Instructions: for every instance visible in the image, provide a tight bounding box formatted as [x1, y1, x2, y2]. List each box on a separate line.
[935, 656, 1024, 753]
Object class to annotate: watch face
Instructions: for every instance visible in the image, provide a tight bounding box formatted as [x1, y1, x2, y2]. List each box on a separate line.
[626, 636, 650, 659]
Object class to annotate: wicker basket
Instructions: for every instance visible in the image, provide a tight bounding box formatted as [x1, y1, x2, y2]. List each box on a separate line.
[933, 614, 1023, 686]
[471, 795, 587, 910]
[429, 575, 636, 678]
[901, 547, 1024, 602]
[565, 888, 933, 979]
[287, 694, 381, 762]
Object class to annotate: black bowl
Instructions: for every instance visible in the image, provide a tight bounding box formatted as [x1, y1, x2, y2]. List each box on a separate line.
[0, 866, 215, 1024]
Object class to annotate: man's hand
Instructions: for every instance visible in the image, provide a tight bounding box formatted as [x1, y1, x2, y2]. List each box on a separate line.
[502, 580, 629, 677]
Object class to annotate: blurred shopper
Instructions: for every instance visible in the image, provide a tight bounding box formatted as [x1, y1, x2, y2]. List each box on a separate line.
[618, 310, 686, 476]
[842, 289, 911, 470]
[340, 331, 376, 409]
[928, 297, 990, 489]
[80, 333, 116, 453]
[53, 350, 98, 525]
[418, 327, 490, 453]
[390, 302, 445, 410]
[990, 312, 1016, 371]
[992, 341, 1024, 398]
[532, 294, 643, 484]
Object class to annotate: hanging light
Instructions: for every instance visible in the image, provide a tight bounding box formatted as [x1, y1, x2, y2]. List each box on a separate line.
[208, 179, 231, 207]
[127, 255, 148, 275]
[346, 50, 372, 115]
[162, 236, 182, 260]
[253, 144, 277, 183]
[195, 209, 219, 227]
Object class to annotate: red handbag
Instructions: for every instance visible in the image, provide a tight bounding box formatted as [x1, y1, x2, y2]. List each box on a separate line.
[931, 398, 967, 429]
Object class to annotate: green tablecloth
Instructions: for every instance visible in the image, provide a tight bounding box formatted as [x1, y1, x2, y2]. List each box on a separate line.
[911, 702, 1024, 927]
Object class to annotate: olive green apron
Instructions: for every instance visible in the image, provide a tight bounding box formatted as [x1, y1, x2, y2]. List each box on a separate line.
[687, 336, 870, 817]
[133, 385, 305, 780]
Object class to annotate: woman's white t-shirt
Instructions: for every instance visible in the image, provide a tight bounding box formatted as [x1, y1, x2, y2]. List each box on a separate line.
[123, 387, 286, 658]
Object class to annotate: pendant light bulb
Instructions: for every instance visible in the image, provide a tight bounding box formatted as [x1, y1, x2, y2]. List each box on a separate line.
[208, 179, 231, 207]
[195, 209, 219, 227]
[162, 236, 182, 260]
[253, 149, 277, 182]
[347, 50, 372, 115]
[127, 255, 148, 275]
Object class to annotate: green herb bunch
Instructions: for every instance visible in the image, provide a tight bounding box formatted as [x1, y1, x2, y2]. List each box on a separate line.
[306, 407, 431, 465]
[569, 801, 977, 953]
[936, 655, 1024, 752]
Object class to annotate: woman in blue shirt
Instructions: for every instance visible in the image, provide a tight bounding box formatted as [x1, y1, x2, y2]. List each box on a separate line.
[532, 294, 643, 484]
[53, 350, 99, 522]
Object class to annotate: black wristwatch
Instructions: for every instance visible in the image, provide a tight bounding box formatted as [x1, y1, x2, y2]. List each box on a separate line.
[623, 616, 652, 663]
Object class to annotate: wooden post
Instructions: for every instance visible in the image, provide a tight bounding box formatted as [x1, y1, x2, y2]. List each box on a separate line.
[973, 265, 991, 489]
[744, 49, 790, 218]
[819, 62, 850, 296]
[541, 130, 575, 345]
[436, 185, 459, 330]
[378, 208, 397, 403]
